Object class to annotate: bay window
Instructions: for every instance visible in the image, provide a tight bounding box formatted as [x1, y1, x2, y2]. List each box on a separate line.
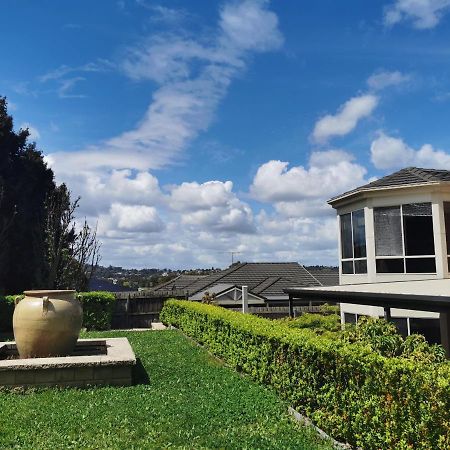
[374, 203, 435, 273]
[340, 209, 367, 274]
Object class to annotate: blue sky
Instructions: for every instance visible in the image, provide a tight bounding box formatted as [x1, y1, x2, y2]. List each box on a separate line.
[4, 0, 450, 269]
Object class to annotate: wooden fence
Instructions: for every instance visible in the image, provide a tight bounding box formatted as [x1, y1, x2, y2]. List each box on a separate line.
[230, 305, 323, 319]
[112, 290, 186, 329]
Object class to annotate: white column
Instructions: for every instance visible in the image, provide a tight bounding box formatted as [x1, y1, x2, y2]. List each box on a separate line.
[365, 206, 376, 283]
[242, 286, 248, 313]
[432, 199, 447, 279]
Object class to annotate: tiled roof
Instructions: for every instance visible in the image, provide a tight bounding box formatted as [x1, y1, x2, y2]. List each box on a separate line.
[305, 268, 339, 286]
[185, 262, 321, 299]
[152, 274, 207, 291]
[329, 167, 450, 204]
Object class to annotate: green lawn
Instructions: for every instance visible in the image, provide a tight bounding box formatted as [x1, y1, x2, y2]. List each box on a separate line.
[0, 330, 333, 450]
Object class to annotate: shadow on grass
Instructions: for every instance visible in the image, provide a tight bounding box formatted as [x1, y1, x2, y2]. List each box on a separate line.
[133, 358, 150, 385]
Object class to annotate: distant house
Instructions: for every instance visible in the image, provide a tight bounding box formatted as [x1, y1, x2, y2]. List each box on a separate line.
[153, 262, 335, 307]
[89, 277, 134, 292]
[286, 167, 450, 356]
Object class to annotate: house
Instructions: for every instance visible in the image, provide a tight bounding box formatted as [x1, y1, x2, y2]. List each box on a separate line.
[152, 262, 333, 307]
[285, 167, 450, 355]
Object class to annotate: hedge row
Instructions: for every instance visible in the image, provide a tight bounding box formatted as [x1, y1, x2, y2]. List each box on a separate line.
[160, 300, 450, 450]
[0, 291, 115, 332]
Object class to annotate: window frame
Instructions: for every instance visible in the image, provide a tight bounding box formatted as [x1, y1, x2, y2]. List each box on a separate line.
[340, 209, 367, 275]
[374, 203, 436, 274]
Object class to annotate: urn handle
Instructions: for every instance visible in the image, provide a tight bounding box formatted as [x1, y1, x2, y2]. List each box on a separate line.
[14, 295, 21, 306]
[42, 296, 49, 315]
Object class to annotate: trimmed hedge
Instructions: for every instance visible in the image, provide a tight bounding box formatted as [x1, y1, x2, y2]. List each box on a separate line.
[0, 291, 115, 332]
[78, 291, 116, 331]
[160, 300, 450, 450]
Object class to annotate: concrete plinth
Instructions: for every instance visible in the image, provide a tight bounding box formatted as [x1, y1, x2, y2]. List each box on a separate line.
[0, 338, 136, 388]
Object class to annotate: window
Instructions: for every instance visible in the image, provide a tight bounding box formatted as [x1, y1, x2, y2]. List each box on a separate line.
[443, 202, 450, 272]
[340, 209, 367, 274]
[374, 203, 435, 274]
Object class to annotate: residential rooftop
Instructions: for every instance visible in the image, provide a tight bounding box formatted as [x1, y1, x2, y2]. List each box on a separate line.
[329, 167, 450, 205]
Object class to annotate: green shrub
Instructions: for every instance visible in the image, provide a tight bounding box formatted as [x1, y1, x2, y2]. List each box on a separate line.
[161, 300, 450, 450]
[78, 291, 115, 330]
[280, 313, 341, 334]
[343, 316, 446, 362]
[0, 295, 18, 332]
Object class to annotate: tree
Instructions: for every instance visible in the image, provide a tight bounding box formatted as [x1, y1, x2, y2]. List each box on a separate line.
[0, 97, 101, 294]
[0, 97, 55, 294]
[45, 184, 101, 291]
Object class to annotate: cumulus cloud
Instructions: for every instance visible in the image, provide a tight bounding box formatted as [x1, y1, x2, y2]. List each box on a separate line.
[384, 0, 450, 29]
[250, 150, 367, 205]
[370, 131, 450, 169]
[102, 203, 165, 234]
[169, 180, 255, 233]
[312, 94, 378, 144]
[367, 70, 411, 91]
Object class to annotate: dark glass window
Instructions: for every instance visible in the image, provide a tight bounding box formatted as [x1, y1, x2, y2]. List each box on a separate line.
[352, 209, 366, 258]
[354, 259, 367, 274]
[375, 203, 436, 274]
[403, 203, 434, 255]
[340, 213, 353, 259]
[344, 313, 357, 324]
[340, 210, 367, 274]
[374, 206, 402, 256]
[405, 258, 436, 273]
[376, 258, 404, 273]
[444, 202, 450, 255]
[342, 260, 353, 274]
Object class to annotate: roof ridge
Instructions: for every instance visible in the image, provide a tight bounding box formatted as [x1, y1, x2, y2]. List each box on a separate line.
[299, 265, 323, 286]
[188, 262, 247, 295]
[407, 167, 438, 182]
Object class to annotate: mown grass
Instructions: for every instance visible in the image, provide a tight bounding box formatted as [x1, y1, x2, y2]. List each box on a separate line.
[0, 330, 333, 450]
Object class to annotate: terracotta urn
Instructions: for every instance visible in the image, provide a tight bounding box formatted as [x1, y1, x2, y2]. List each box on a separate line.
[13, 290, 83, 358]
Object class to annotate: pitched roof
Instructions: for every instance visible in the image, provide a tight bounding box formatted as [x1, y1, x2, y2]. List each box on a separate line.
[152, 274, 207, 291]
[185, 262, 321, 299]
[329, 167, 450, 205]
[305, 268, 339, 286]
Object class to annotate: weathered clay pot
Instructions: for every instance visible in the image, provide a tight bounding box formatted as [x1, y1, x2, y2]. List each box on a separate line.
[13, 290, 83, 358]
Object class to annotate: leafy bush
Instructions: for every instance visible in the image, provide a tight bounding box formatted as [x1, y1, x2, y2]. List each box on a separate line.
[0, 295, 18, 332]
[280, 313, 341, 334]
[161, 300, 450, 450]
[343, 316, 446, 362]
[78, 291, 115, 330]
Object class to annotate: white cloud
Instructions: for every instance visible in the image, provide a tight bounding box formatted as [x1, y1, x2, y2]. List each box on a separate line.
[169, 180, 234, 211]
[312, 94, 378, 144]
[102, 203, 164, 233]
[367, 70, 411, 91]
[370, 131, 450, 169]
[384, 0, 450, 29]
[219, 0, 284, 52]
[250, 150, 367, 205]
[169, 180, 255, 233]
[20, 122, 40, 140]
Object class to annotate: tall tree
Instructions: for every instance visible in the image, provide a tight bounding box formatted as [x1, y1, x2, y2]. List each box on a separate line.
[0, 97, 101, 294]
[0, 97, 55, 294]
